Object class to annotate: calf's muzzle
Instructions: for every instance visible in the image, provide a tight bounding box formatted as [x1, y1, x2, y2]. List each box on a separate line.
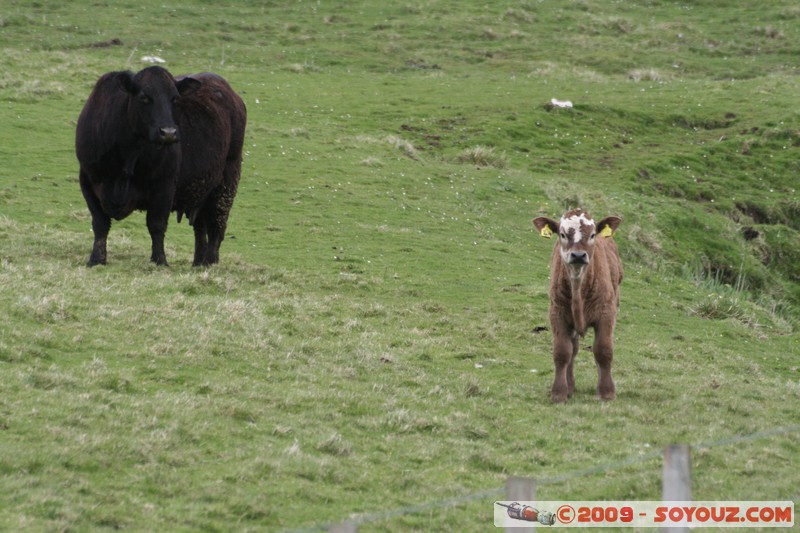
[568, 251, 589, 264]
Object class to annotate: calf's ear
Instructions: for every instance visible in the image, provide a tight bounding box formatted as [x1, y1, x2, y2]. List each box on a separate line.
[176, 77, 201, 97]
[532, 217, 559, 239]
[596, 216, 622, 237]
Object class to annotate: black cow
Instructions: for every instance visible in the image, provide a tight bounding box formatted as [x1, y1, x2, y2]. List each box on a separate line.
[75, 66, 246, 267]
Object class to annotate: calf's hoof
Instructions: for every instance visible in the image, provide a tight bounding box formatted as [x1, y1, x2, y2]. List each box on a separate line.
[550, 388, 570, 404]
[597, 386, 616, 401]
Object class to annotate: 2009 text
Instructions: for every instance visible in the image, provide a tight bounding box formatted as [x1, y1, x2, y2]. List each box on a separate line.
[495, 501, 794, 528]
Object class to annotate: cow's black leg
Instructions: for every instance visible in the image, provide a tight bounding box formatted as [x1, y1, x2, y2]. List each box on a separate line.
[201, 156, 243, 266]
[204, 221, 223, 266]
[146, 210, 169, 266]
[193, 220, 221, 267]
[193, 183, 234, 267]
[192, 221, 208, 267]
[80, 175, 111, 267]
[88, 211, 111, 267]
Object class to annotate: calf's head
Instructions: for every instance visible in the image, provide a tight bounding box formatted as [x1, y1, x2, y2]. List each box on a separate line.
[118, 66, 200, 145]
[533, 209, 621, 280]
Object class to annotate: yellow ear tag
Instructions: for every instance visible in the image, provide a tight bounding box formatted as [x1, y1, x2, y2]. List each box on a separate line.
[599, 225, 614, 238]
[540, 226, 553, 239]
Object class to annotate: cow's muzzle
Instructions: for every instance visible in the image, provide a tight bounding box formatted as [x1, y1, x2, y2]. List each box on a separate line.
[157, 126, 179, 144]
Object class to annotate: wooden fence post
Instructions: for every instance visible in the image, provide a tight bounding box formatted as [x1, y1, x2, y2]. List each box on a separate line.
[505, 476, 536, 533]
[328, 519, 357, 533]
[662, 444, 691, 533]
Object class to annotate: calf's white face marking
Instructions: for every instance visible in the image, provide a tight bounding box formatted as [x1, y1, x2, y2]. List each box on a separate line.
[560, 212, 595, 244]
[557, 212, 598, 277]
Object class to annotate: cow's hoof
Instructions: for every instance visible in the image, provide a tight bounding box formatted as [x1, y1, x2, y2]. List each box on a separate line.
[193, 254, 219, 267]
[192, 256, 219, 268]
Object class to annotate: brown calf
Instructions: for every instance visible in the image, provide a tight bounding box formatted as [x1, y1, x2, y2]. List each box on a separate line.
[532, 209, 623, 403]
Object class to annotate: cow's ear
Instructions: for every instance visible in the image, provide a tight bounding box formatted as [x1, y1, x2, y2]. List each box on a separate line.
[532, 217, 559, 239]
[116, 71, 138, 95]
[597, 216, 622, 238]
[176, 77, 201, 97]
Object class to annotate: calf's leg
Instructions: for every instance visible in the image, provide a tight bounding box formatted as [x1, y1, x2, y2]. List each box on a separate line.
[592, 319, 616, 400]
[551, 332, 575, 403]
[566, 335, 578, 397]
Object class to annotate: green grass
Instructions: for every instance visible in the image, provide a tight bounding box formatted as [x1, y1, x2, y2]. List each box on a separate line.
[1, 1, 799, 531]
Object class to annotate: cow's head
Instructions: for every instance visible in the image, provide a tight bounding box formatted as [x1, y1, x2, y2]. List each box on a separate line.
[118, 66, 200, 145]
[533, 209, 621, 280]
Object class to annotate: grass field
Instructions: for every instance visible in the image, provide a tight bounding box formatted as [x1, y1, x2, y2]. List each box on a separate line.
[1, 1, 799, 531]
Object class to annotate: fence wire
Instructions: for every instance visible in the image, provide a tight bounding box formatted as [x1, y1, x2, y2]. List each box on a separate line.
[287, 423, 800, 532]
